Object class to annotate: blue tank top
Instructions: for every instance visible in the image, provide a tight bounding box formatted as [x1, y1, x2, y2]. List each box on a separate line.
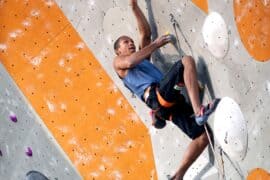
[122, 60, 163, 100]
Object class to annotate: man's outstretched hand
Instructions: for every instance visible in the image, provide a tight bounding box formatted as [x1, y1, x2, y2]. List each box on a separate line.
[153, 35, 173, 48]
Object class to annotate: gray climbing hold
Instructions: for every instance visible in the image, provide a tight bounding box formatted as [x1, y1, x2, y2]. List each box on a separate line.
[26, 170, 49, 180]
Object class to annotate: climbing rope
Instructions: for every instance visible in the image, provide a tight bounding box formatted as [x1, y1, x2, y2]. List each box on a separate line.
[169, 13, 226, 179]
[169, 13, 246, 179]
[203, 89, 244, 179]
[222, 150, 245, 179]
[204, 124, 225, 179]
[169, 13, 194, 57]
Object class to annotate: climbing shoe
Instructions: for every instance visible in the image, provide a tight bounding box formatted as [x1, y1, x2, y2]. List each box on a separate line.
[195, 98, 221, 126]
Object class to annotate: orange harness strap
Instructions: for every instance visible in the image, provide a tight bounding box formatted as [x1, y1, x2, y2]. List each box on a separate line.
[155, 88, 175, 108]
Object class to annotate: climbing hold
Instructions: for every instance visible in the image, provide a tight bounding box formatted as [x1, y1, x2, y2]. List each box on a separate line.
[234, 0, 270, 61]
[214, 97, 248, 161]
[168, 34, 177, 45]
[9, 112, 17, 122]
[164, 32, 177, 45]
[26, 170, 49, 180]
[247, 168, 270, 180]
[25, 147, 33, 157]
[202, 12, 229, 58]
[0, 150, 2, 156]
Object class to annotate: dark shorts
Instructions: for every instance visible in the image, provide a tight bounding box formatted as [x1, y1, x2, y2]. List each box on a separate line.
[145, 60, 205, 139]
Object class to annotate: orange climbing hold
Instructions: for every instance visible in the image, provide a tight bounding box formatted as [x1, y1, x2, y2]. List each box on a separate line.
[247, 168, 270, 180]
[234, 0, 270, 62]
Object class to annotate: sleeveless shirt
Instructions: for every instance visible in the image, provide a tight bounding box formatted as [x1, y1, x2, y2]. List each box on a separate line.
[122, 60, 163, 100]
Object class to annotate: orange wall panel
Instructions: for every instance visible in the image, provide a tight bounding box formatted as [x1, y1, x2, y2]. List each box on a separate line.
[192, 0, 209, 14]
[0, 0, 156, 179]
[234, 0, 270, 61]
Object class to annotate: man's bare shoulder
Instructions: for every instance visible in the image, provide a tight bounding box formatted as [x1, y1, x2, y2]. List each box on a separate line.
[113, 55, 129, 70]
[113, 55, 123, 62]
[113, 55, 129, 78]
[113, 55, 122, 69]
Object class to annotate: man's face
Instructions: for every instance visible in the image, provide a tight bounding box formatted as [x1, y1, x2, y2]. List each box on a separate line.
[116, 36, 136, 56]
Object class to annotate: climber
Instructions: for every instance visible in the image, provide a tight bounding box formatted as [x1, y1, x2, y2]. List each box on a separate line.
[113, 0, 219, 179]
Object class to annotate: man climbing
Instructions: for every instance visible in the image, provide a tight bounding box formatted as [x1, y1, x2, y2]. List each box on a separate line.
[113, 0, 219, 179]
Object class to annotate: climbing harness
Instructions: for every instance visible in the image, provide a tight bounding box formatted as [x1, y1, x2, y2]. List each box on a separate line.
[156, 88, 175, 108]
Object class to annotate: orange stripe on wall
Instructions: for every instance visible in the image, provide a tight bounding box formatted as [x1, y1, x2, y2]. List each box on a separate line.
[0, 0, 156, 179]
[192, 0, 209, 14]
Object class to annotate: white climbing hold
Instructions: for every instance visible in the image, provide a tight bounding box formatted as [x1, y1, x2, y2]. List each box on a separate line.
[214, 97, 248, 161]
[202, 12, 229, 58]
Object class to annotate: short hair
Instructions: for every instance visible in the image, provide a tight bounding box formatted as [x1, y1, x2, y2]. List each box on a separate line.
[113, 36, 125, 51]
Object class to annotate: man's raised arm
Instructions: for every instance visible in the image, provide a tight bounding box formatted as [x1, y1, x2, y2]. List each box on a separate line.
[130, 0, 151, 49]
[114, 35, 172, 70]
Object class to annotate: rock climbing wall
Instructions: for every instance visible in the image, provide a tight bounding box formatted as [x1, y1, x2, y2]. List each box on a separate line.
[1, 0, 270, 179]
[0, 63, 81, 179]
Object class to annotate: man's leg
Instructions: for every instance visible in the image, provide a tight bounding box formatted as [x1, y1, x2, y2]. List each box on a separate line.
[156, 56, 211, 179]
[181, 56, 201, 115]
[171, 132, 209, 180]
[181, 56, 220, 126]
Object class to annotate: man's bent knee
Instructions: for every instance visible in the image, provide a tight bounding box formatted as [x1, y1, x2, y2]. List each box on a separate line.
[181, 55, 195, 67]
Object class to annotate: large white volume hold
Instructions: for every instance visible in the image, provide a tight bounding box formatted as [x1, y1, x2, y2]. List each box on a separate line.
[202, 12, 229, 58]
[214, 97, 248, 161]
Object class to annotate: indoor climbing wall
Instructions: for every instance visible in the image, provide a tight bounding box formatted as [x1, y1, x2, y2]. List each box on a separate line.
[1, 0, 270, 180]
[54, 0, 270, 179]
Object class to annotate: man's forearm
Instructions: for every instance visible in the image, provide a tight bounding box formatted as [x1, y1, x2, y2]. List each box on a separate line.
[131, 4, 151, 38]
[126, 42, 158, 67]
[117, 35, 171, 69]
[126, 34, 172, 67]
